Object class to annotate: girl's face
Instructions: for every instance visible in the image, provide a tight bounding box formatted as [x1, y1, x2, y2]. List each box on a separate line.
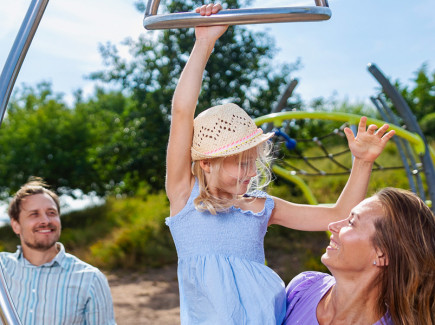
[209, 148, 258, 198]
[321, 196, 384, 274]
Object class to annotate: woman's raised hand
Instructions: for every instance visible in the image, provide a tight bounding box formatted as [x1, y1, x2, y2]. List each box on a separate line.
[344, 116, 395, 163]
[194, 3, 228, 42]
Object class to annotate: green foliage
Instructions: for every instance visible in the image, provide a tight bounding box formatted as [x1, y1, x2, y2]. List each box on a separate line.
[420, 112, 435, 140]
[60, 204, 117, 252]
[0, 192, 176, 270]
[397, 63, 435, 121]
[87, 193, 176, 270]
[265, 183, 330, 282]
[392, 64, 435, 139]
[0, 225, 19, 252]
[0, 83, 95, 197]
[0, 84, 137, 197]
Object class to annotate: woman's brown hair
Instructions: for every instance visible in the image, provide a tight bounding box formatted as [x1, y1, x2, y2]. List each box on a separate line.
[372, 187, 435, 325]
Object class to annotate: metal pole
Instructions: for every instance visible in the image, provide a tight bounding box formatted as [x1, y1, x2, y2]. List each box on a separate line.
[0, 0, 50, 126]
[370, 96, 418, 195]
[265, 78, 298, 132]
[368, 63, 435, 212]
[0, 260, 21, 325]
[0, 0, 50, 323]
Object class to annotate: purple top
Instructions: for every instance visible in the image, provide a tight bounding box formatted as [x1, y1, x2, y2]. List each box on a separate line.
[284, 271, 394, 324]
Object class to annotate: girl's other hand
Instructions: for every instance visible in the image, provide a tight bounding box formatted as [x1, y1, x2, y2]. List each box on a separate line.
[344, 116, 395, 163]
[194, 3, 228, 42]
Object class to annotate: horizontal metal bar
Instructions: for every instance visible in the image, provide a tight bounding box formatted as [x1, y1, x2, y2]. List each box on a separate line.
[144, 6, 331, 30]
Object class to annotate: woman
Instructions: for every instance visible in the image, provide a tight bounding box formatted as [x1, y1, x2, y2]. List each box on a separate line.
[284, 187, 435, 325]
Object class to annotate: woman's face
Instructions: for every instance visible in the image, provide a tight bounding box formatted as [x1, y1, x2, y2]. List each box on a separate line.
[321, 196, 384, 273]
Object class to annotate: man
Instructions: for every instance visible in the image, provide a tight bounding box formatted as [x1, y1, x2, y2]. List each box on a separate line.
[0, 178, 116, 324]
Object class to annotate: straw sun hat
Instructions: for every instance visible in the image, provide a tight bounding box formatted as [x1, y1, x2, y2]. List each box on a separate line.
[191, 103, 275, 161]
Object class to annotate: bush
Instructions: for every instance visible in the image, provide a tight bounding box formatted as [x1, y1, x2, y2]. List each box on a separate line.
[87, 193, 176, 270]
[421, 113, 435, 140]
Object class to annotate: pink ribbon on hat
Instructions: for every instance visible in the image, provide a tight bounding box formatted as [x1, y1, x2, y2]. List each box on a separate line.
[203, 128, 263, 156]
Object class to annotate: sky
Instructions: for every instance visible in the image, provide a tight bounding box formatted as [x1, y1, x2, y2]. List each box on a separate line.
[0, 0, 434, 219]
[0, 0, 434, 107]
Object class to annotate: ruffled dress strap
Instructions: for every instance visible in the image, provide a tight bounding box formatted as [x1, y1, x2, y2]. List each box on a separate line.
[242, 189, 275, 223]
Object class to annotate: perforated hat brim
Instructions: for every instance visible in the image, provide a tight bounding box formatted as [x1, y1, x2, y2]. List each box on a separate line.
[191, 103, 274, 161]
[191, 130, 274, 160]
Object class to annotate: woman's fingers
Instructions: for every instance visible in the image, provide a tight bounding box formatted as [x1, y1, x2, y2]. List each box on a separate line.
[366, 124, 378, 134]
[357, 116, 368, 133]
[381, 129, 396, 143]
[375, 123, 390, 138]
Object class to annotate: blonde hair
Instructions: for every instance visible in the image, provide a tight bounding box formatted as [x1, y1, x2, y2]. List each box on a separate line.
[372, 187, 435, 325]
[192, 141, 273, 214]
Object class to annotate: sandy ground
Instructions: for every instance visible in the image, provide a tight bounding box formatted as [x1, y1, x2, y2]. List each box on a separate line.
[107, 265, 181, 325]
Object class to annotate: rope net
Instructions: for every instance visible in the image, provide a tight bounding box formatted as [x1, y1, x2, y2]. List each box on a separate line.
[270, 119, 426, 202]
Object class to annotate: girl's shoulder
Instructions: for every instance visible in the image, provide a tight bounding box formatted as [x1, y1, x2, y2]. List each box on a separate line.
[236, 190, 274, 215]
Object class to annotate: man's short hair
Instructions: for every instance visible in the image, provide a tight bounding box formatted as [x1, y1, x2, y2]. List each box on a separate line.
[8, 177, 60, 222]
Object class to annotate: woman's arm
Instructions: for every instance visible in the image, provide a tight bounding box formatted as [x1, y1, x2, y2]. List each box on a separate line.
[269, 117, 395, 230]
[165, 4, 228, 215]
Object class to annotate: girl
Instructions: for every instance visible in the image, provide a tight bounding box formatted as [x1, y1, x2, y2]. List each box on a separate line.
[165, 4, 395, 324]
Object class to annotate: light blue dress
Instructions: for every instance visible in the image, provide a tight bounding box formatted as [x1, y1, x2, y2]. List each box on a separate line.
[166, 179, 286, 325]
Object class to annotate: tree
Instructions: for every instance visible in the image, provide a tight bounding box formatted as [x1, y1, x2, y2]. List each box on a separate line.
[0, 83, 138, 198]
[89, 0, 299, 194]
[0, 83, 95, 197]
[394, 63, 435, 137]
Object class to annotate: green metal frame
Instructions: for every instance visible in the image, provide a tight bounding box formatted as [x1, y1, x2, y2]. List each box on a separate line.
[255, 111, 435, 206]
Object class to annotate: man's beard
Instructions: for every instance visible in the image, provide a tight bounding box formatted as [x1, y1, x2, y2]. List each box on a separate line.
[23, 224, 60, 251]
[23, 237, 58, 251]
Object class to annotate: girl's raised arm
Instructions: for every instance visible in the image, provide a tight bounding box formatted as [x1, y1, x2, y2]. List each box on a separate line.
[270, 117, 395, 231]
[166, 4, 228, 215]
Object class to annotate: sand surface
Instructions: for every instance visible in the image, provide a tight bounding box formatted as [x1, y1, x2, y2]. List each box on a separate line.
[108, 265, 180, 325]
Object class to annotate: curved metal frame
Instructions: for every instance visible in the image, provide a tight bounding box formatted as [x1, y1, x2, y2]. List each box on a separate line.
[144, 0, 331, 30]
[0, 260, 21, 325]
[0, 0, 49, 323]
[255, 111, 427, 155]
[371, 95, 426, 200]
[368, 63, 435, 213]
[0, 0, 49, 127]
[255, 111, 433, 207]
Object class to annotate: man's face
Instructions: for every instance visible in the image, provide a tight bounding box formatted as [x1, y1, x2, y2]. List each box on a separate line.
[11, 193, 61, 252]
